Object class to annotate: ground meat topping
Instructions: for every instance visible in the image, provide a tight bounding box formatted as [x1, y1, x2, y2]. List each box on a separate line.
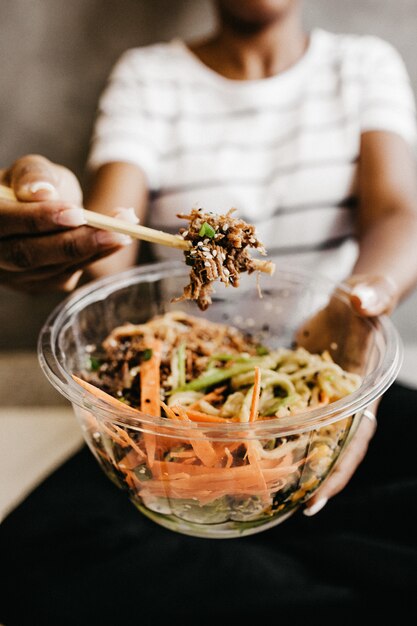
[174, 208, 266, 310]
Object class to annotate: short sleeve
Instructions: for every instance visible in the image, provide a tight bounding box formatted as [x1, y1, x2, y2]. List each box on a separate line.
[87, 50, 160, 190]
[360, 37, 417, 148]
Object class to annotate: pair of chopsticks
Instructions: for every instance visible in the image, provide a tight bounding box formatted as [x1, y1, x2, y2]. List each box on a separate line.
[0, 184, 275, 275]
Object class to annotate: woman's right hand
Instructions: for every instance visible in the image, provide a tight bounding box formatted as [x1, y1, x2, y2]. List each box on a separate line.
[0, 155, 132, 293]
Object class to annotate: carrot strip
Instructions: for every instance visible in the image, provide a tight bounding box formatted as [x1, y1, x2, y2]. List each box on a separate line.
[249, 366, 261, 422]
[112, 424, 147, 460]
[178, 408, 233, 424]
[168, 450, 197, 459]
[72, 375, 141, 413]
[140, 339, 163, 418]
[100, 420, 129, 448]
[245, 439, 269, 502]
[189, 386, 227, 409]
[160, 400, 179, 420]
[119, 449, 146, 469]
[174, 405, 219, 467]
[140, 339, 163, 467]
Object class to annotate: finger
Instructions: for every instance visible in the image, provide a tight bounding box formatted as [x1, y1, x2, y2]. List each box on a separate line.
[5, 155, 62, 202]
[0, 245, 125, 287]
[6, 269, 84, 294]
[0, 199, 86, 237]
[0, 227, 132, 272]
[349, 276, 397, 316]
[304, 414, 376, 515]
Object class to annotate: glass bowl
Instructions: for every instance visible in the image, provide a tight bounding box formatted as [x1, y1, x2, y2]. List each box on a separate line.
[38, 262, 402, 538]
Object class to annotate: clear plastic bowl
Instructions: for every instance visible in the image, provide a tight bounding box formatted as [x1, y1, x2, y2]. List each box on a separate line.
[38, 262, 402, 538]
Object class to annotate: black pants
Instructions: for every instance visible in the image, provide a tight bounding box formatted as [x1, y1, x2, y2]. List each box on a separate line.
[1, 383, 417, 625]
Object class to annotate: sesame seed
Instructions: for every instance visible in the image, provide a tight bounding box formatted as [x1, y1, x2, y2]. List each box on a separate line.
[190, 250, 197, 255]
[182, 230, 188, 238]
[222, 223, 229, 231]
[197, 241, 203, 247]
[212, 250, 217, 257]
[204, 261, 211, 267]
[203, 238, 209, 244]
[223, 268, 230, 275]
[201, 246, 210, 252]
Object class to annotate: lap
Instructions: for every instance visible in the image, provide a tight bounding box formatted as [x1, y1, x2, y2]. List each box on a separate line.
[2, 383, 417, 625]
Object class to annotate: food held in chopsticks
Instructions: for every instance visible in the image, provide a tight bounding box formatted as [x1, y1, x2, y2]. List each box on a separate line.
[0, 186, 274, 307]
[76, 312, 361, 531]
[175, 208, 269, 310]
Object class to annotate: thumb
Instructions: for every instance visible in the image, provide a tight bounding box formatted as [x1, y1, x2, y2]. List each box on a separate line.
[8, 155, 60, 202]
[349, 275, 397, 316]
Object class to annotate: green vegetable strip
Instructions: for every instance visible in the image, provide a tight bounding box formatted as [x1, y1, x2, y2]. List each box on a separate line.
[173, 354, 280, 393]
[209, 353, 252, 363]
[176, 362, 259, 392]
[209, 353, 242, 362]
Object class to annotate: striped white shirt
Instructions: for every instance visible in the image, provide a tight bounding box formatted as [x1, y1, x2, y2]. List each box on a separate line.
[88, 28, 417, 282]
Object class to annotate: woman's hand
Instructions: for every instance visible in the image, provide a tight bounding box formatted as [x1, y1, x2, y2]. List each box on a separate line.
[0, 155, 132, 293]
[300, 274, 396, 516]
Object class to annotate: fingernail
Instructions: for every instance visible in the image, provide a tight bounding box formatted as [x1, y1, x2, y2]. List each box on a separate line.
[96, 230, 132, 247]
[22, 181, 59, 199]
[303, 497, 328, 517]
[351, 285, 379, 310]
[54, 207, 86, 227]
[114, 207, 139, 224]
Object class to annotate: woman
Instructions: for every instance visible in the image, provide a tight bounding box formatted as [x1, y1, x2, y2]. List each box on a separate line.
[1, 1, 417, 621]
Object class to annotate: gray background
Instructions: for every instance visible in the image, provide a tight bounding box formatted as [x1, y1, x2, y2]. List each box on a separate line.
[1, 0, 416, 350]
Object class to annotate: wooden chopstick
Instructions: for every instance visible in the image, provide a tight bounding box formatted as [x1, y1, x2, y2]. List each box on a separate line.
[0, 184, 275, 275]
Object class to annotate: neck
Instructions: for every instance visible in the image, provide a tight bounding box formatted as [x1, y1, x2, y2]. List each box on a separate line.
[189, 5, 307, 80]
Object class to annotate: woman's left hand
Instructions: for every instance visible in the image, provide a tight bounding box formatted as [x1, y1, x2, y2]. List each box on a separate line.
[303, 402, 378, 516]
[301, 274, 397, 516]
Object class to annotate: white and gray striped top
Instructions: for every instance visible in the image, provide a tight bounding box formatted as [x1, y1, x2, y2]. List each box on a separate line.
[88, 28, 417, 282]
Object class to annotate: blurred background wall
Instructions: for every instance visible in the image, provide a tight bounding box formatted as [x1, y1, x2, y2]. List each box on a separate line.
[1, 0, 416, 350]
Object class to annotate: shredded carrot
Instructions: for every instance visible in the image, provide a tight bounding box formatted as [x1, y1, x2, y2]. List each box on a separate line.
[249, 366, 261, 422]
[176, 407, 232, 424]
[189, 386, 227, 409]
[140, 339, 163, 418]
[173, 405, 219, 467]
[160, 400, 179, 420]
[168, 450, 196, 459]
[119, 449, 145, 469]
[319, 390, 330, 404]
[140, 339, 163, 467]
[112, 424, 147, 459]
[99, 420, 130, 448]
[72, 375, 141, 413]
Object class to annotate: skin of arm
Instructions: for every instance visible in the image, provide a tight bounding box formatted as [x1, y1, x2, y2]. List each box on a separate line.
[348, 130, 417, 314]
[305, 129, 417, 514]
[85, 161, 149, 279]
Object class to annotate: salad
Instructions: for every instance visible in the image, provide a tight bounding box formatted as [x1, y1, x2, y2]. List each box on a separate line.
[75, 311, 361, 536]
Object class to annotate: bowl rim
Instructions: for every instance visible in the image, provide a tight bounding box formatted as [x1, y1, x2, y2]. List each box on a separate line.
[38, 261, 403, 439]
